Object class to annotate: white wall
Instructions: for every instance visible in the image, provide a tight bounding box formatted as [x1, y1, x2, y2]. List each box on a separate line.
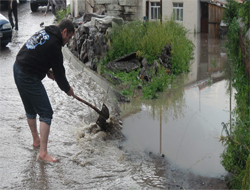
[138, 0, 201, 33]
[163, 0, 200, 33]
[86, 0, 94, 13]
[137, 0, 146, 20]
[70, 0, 86, 17]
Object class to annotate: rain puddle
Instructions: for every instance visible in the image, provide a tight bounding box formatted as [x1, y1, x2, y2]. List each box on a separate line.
[119, 33, 236, 178]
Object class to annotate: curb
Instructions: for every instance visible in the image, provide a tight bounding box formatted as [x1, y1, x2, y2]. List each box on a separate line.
[62, 46, 119, 101]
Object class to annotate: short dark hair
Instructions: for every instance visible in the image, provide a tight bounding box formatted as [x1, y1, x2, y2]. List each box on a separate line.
[58, 19, 75, 35]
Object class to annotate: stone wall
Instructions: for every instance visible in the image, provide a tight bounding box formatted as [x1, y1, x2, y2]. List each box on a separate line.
[72, 0, 139, 21]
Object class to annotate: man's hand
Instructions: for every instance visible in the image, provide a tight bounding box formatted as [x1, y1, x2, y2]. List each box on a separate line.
[47, 69, 55, 81]
[67, 86, 74, 96]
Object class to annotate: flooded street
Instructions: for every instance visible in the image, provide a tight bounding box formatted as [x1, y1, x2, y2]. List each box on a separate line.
[120, 33, 235, 179]
[1, 2, 232, 189]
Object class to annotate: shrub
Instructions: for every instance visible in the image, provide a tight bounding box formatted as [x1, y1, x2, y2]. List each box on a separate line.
[103, 18, 194, 99]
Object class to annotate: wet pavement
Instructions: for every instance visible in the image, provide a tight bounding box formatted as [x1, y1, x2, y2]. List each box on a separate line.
[0, 2, 231, 189]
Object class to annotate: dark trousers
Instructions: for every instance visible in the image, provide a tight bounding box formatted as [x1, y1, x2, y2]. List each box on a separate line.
[13, 63, 53, 125]
[8, 0, 18, 30]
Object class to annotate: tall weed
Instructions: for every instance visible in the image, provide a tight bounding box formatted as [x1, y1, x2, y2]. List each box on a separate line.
[106, 21, 145, 62]
[164, 20, 194, 74]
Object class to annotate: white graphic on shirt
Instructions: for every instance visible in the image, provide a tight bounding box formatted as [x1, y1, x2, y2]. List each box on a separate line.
[26, 30, 50, 50]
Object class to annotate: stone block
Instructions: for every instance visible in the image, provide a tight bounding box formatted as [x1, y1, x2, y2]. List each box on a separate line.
[84, 21, 95, 27]
[106, 10, 121, 17]
[94, 16, 114, 32]
[124, 6, 137, 14]
[95, 0, 118, 4]
[106, 4, 122, 11]
[119, 0, 137, 6]
[91, 17, 97, 26]
[94, 4, 106, 12]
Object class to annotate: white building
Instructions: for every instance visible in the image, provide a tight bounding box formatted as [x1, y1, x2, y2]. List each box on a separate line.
[137, 0, 226, 34]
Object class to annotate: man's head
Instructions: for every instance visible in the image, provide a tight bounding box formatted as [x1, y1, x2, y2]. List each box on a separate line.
[58, 19, 75, 46]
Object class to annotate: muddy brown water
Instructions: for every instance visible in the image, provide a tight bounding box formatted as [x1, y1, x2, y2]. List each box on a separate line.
[0, 2, 232, 189]
[120, 33, 235, 178]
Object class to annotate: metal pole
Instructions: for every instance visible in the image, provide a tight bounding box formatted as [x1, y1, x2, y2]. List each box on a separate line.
[160, 107, 162, 154]
[230, 70, 232, 132]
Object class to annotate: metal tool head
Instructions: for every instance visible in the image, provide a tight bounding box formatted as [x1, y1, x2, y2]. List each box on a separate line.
[96, 103, 109, 131]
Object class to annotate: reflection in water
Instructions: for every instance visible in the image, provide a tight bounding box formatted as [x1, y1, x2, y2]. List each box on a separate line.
[120, 33, 236, 177]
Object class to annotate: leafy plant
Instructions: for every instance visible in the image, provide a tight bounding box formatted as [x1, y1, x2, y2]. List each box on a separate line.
[224, 0, 240, 24]
[56, 5, 71, 23]
[238, 0, 250, 33]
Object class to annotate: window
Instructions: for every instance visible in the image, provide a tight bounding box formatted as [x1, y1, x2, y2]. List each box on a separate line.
[151, 2, 161, 20]
[173, 3, 183, 21]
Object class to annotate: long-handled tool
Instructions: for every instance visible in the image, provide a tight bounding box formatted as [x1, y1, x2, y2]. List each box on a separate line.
[73, 94, 109, 130]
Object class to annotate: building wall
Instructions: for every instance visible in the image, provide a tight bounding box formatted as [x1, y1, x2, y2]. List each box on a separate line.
[137, 0, 146, 20]
[163, 0, 200, 33]
[138, 0, 200, 33]
[71, 0, 86, 17]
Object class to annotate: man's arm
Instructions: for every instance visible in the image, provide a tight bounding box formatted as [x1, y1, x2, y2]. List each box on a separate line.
[47, 69, 74, 96]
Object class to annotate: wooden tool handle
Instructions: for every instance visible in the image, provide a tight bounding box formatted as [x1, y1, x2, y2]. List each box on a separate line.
[73, 94, 102, 115]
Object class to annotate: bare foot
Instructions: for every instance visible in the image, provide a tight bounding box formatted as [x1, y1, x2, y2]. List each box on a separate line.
[38, 154, 57, 162]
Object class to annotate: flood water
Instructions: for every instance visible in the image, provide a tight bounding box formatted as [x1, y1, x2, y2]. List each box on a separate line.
[0, 2, 231, 189]
[120, 33, 236, 178]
